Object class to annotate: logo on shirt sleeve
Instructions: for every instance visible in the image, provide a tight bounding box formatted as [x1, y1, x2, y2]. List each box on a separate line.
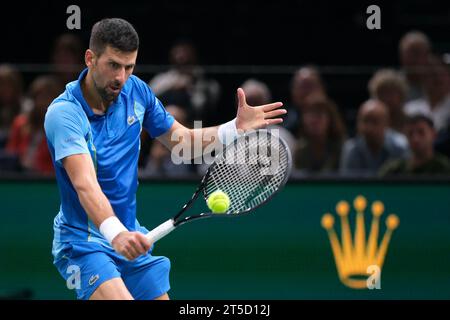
[65, 137, 81, 143]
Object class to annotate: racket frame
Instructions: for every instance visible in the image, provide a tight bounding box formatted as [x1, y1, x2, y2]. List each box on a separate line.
[171, 130, 292, 227]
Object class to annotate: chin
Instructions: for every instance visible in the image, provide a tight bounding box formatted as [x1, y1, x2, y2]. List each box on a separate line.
[105, 91, 120, 102]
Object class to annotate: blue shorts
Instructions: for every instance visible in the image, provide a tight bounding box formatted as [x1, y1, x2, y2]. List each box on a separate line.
[53, 241, 171, 300]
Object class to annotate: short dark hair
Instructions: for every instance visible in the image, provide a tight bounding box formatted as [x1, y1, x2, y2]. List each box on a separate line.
[89, 18, 139, 55]
[406, 113, 434, 129]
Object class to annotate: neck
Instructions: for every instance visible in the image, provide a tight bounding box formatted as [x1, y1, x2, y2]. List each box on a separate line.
[411, 148, 434, 168]
[82, 70, 109, 114]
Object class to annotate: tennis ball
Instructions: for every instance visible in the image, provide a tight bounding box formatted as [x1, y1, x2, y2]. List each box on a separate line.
[207, 190, 230, 214]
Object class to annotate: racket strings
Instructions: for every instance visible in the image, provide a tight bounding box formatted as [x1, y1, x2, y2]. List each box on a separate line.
[208, 148, 256, 211]
[205, 131, 289, 214]
[219, 140, 287, 212]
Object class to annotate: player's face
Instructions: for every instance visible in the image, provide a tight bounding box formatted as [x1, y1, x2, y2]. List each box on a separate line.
[89, 46, 137, 103]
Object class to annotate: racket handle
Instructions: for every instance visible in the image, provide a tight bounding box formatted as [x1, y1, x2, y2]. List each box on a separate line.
[146, 219, 175, 243]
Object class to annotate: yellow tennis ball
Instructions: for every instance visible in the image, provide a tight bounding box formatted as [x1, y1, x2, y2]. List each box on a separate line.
[207, 190, 230, 214]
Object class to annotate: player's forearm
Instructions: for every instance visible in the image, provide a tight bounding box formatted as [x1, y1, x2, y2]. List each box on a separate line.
[159, 119, 239, 161]
[190, 126, 220, 149]
[184, 120, 238, 159]
[189, 119, 238, 156]
[76, 181, 116, 228]
[166, 126, 220, 161]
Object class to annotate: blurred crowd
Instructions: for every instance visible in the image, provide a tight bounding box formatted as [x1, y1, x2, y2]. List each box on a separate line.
[1, 31, 450, 178]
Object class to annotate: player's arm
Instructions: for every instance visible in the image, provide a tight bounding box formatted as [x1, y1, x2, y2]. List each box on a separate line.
[63, 153, 151, 260]
[157, 88, 286, 155]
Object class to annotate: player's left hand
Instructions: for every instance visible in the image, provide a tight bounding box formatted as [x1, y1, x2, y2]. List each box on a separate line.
[235, 88, 287, 131]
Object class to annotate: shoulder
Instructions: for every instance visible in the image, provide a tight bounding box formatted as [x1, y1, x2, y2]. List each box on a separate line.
[388, 129, 408, 147]
[386, 129, 409, 153]
[340, 139, 361, 167]
[124, 75, 157, 107]
[46, 84, 84, 118]
[46, 99, 84, 123]
[404, 98, 430, 115]
[44, 94, 88, 137]
[433, 154, 450, 169]
[380, 158, 406, 175]
[127, 75, 155, 96]
[342, 137, 360, 154]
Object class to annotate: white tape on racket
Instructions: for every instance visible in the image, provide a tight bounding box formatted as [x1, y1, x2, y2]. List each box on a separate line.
[146, 219, 176, 243]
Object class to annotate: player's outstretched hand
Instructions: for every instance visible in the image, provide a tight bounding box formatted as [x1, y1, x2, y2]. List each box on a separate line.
[112, 231, 152, 260]
[235, 88, 286, 131]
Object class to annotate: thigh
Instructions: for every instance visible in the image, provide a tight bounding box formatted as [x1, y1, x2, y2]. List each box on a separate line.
[54, 242, 122, 300]
[120, 255, 171, 300]
[89, 277, 133, 300]
[154, 293, 170, 300]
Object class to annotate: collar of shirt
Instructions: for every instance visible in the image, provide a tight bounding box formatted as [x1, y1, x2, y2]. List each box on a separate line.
[71, 68, 122, 121]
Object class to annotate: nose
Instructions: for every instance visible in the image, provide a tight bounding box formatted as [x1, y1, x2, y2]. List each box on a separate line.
[115, 67, 126, 85]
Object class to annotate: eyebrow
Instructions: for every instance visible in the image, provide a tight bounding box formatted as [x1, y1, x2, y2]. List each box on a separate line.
[108, 59, 135, 68]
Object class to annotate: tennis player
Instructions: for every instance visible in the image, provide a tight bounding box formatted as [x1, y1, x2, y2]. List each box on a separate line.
[45, 18, 286, 300]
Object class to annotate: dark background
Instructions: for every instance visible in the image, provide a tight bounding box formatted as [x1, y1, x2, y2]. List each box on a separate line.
[2, 0, 450, 124]
[3, 0, 450, 64]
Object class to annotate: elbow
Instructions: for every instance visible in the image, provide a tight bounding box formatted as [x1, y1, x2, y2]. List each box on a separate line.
[71, 174, 97, 195]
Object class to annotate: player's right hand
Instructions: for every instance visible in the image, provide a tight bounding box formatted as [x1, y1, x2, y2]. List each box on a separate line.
[111, 231, 152, 260]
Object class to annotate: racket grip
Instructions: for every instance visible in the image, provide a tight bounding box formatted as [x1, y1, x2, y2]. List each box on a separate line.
[145, 219, 175, 243]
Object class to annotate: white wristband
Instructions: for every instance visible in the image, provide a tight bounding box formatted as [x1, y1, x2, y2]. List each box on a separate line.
[218, 118, 238, 144]
[99, 216, 128, 245]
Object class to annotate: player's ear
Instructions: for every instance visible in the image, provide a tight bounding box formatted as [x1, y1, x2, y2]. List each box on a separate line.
[85, 49, 96, 68]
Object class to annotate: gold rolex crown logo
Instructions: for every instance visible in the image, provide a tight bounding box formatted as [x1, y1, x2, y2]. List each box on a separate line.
[321, 195, 399, 289]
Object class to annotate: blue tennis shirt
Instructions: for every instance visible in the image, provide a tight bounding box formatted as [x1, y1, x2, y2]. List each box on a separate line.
[45, 68, 175, 249]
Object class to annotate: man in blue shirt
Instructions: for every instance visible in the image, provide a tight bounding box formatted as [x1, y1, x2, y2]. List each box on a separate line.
[45, 18, 286, 300]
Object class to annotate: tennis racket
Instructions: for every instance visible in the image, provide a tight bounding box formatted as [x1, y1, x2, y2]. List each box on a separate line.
[145, 129, 292, 243]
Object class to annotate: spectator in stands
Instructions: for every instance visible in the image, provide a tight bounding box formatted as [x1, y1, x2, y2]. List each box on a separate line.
[294, 95, 346, 174]
[283, 66, 327, 136]
[368, 69, 409, 134]
[6, 75, 62, 174]
[0, 64, 30, 148]
[141, 105, 196, 177]
[149, 40, 220, 124]
[380, 114, 450, 176]
[399, 31, 432, 101]
[51, 33, 84, 85]
[340, 99, 409, 176]
[241, 79, 271, 106]
[241, 79, 296, 153]
[404, 55, 450, 132]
